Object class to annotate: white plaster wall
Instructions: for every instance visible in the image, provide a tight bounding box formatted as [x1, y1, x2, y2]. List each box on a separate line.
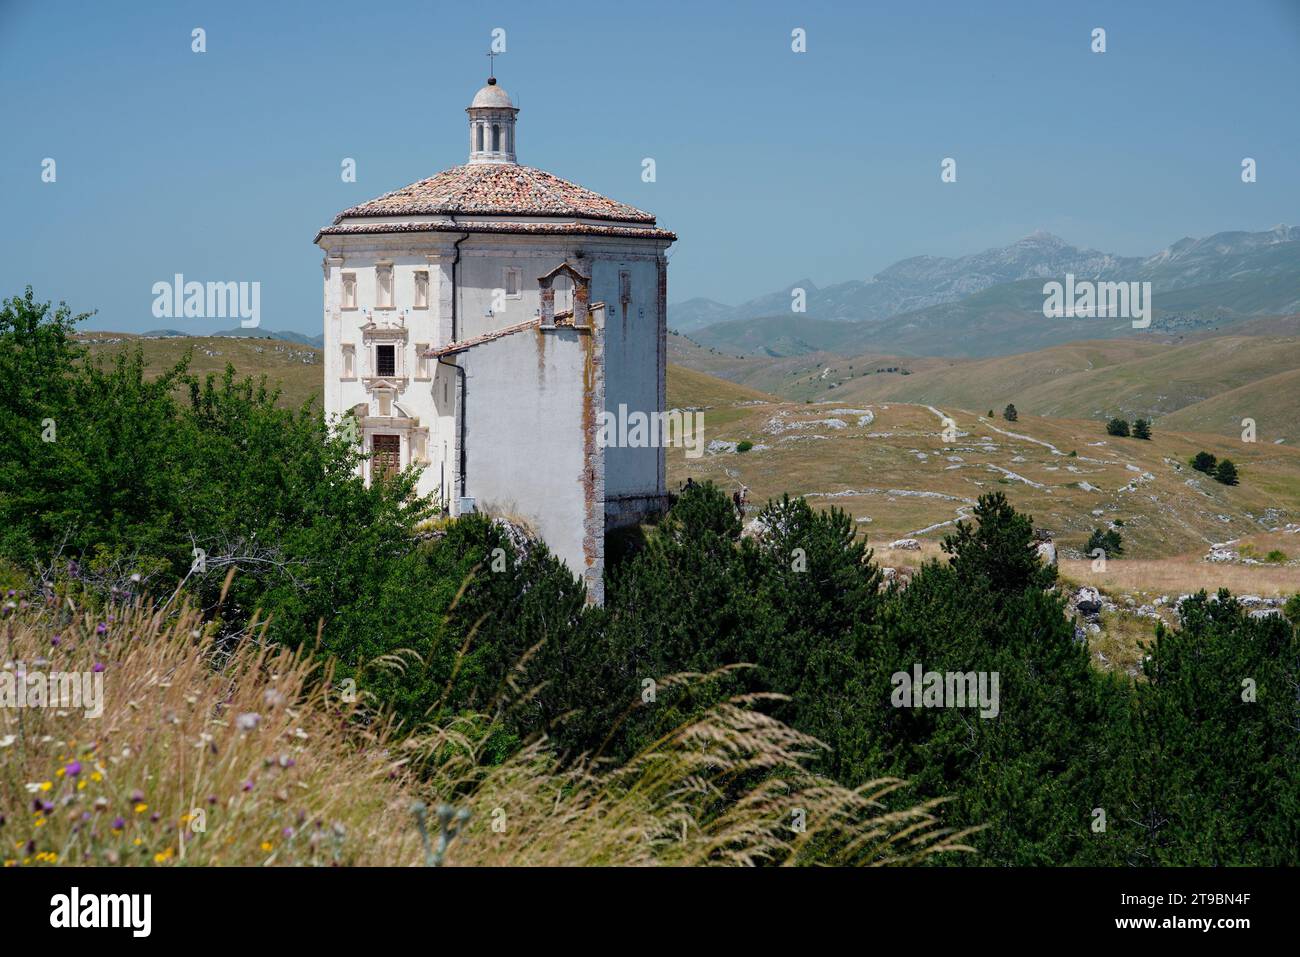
[458, 325, 594, 582]
[319, 229, 669, 533]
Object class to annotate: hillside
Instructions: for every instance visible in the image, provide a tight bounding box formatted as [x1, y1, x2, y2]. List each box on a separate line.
[674, 325, 1300, 445]
[78, 332, 323, 409]
[665, 365, 1300, 577]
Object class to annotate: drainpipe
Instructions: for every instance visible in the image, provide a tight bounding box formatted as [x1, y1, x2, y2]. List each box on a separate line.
[436, 219, 471, 501]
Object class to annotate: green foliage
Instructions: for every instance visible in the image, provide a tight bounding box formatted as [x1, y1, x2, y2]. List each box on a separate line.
[735, 440, 753, 453]
[1106, 417, 1130, 437]
[1132, 418, 1151, 440]
[1213, 458, 1239, 486]
[1087, 527, 1124, 558]
[1190, 451, 1217, 473]
[1002, 403, 1018, 422]
[5, 288, 1298, 866]
[1283, 593, 1300, 626]
[1106, 593, 1300, 864]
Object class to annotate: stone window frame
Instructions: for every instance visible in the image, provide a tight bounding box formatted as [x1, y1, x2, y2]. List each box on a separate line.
[414, 342, 432, 380]
[341, 273, 358, 311]
[340, 342, 357, 381]
[413, 270, 430, 309]
[375, 261, 395, 310]
[503, 266, 521, 299]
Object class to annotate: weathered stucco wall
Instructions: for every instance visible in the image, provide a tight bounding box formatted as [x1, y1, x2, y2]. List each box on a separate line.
[457, 311, 605, 600]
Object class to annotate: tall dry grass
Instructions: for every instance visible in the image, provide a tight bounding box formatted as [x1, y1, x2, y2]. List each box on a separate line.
[1, 589, 974, 867]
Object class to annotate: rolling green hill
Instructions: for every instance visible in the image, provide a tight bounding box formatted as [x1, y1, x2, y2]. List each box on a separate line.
[78, 332, 323, 409]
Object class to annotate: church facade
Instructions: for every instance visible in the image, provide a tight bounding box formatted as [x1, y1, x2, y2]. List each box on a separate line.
[314, 77, 675, 602]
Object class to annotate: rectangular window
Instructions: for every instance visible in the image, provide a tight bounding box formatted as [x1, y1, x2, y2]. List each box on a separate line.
[342, 273, 357, 310]
[341, 343, 356, 379]
[503, 267, 520, 298]
[376, 344, 396, 377]
[376, 265, 394, 309]
[414, 271, 429, 309]
[415, 343, 430, 379]
[371, 434, 400, 480]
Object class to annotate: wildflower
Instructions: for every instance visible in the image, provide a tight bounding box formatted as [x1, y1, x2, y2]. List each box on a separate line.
[111, 817, 125, 831]
[50, 635, 61, 646]
[260, 841, 273, 852]
[0, 736, 15, 748]
[38, 782, 52, 793]
[65, 761, 81, 777]
[92, 663, 105, 673]
[95, 623, 107, 635]
[130, 790, 144, 804]
[236, 713, 261, 731]
[134, 804, 148, 814]
[241, 780, 254, 792]
[90, 772, 102, 783]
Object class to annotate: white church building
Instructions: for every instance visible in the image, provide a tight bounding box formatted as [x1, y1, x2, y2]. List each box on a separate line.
[315, 76, 676, 602]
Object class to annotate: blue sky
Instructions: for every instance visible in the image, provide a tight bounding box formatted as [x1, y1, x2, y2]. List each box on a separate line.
[2, 0, 1298, 334]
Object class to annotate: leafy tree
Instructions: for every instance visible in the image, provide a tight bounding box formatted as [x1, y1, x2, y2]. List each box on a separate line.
[1214, 459, 1239, 486]
[1132, 418, 1151, 440]
[1106, 418, 1130, 437]
[1002, 404, 1018, 422]
[1190, 451, 1217, 473]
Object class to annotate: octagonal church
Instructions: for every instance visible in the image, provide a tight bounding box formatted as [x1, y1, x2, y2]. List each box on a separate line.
[315, 76, 675, 603]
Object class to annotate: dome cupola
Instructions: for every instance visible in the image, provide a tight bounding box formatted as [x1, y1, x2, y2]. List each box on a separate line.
[466, 77, 518, 165]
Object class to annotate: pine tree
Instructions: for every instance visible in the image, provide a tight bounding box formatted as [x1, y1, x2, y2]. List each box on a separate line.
[1133, 418, 1151, 440]
[1003, 404, 1018, 422]
[1191, 451, 1217, 473]
[1214, 459, 1239, 486]
[1106, 418, 1130, 437]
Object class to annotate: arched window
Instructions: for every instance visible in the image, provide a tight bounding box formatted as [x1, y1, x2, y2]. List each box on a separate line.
[491, 124, 500, 151]
[475, 124, 484, 152]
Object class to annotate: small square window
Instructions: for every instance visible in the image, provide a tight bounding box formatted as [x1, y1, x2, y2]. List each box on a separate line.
[376, 344, 396, 377]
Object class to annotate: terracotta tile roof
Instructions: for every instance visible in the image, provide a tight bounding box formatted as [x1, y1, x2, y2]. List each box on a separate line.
[314, 220, 676, 243]
[332, 164, 657, 225]
[426, 317, 542, 357]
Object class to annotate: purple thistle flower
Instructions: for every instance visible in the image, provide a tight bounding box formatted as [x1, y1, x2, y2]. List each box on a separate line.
[92, 662, 105, 673]
[50, 635, 61, 646]
[241, 780, 254, 792]
[95, 623, 107, 635]
[65, 761, 81, 777]
[111, 817, 125, 831]
[129, 790, 144, 804]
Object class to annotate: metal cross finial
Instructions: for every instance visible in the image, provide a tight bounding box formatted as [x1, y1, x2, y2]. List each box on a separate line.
[486, 50, 496, 80]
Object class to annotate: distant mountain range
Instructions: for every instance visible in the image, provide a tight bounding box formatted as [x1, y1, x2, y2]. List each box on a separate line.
[673, 225, 1300, 358]
[143, 328, 325, 348]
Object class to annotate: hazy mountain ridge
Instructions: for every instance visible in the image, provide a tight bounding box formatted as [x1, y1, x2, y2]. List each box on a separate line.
[675, 226, 1300, 357]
